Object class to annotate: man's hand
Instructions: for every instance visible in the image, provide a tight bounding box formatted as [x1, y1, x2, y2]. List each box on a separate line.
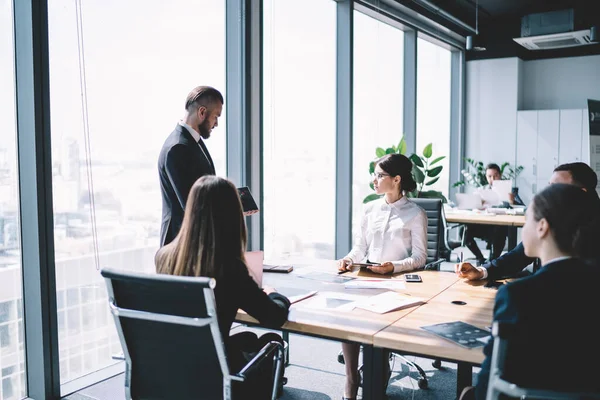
[337, 258, 352, 272]
[367, 261, 394, 275]
[455, 262, 484, 280]
[243, 209, 259, 217]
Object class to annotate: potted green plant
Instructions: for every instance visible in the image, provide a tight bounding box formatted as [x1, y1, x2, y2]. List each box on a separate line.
[363, 137, 447, 204]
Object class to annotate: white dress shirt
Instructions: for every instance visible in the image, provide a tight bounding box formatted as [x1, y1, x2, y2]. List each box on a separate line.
[345, 197, 428, 273]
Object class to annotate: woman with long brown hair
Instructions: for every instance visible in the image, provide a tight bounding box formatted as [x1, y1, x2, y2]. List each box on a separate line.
[156, 175, 289, 397]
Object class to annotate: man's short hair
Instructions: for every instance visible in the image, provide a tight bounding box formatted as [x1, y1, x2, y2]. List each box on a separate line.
[486, 163, 501, 173]
[185, 86, 224, 112]
[554, 162, 598, 192]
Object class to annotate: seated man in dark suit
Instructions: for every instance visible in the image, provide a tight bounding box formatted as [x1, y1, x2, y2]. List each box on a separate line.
[460, 183, 600, 400]
[463, 163, 508, 264]
[456, 161, 599, 282]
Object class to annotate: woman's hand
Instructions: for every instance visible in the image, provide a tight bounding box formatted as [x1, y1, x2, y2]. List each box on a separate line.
[367, 261, 394, 274]
[262, 285, 277, 295]
[337, 258, 352, 272]
[455, 262, 483, 280]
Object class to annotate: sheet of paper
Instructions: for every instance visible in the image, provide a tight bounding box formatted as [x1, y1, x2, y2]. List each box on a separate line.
[296, 271, 356, 284]
[344, 280, 406, 290]
[295, 291, 365, 312]
[354, 291, 425, 314]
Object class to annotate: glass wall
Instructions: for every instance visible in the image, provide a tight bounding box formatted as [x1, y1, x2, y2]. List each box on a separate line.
[47, 0, 225, 386]
[352, 10, 404, 236]
[0, 0, 27, 398]
[416, 36, 452, 198]
[263, 0, 337, 260]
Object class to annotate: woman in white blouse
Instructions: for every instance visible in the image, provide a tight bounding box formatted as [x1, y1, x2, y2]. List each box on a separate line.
[338, 153, 428, 400]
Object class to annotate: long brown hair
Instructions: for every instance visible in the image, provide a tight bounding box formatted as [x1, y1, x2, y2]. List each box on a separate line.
[156, 176, 247, 278]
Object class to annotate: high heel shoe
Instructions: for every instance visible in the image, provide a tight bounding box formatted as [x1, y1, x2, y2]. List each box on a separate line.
[342, 382, 359, 400]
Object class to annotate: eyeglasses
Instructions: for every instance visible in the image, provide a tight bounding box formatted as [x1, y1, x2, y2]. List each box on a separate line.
[371, 172, 390, 180]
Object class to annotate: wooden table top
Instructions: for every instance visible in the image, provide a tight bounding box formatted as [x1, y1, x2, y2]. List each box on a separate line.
[445, 211, 525, 227]
[373, 278, 497, 365]
[236, 260, 459, 344]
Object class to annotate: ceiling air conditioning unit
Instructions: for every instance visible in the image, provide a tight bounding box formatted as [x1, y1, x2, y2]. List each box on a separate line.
[513, 9, 595, 50]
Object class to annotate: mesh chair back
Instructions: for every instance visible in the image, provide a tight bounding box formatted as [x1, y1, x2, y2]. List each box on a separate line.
[101, 268, 227, 400]
[410, 198, 442, 264]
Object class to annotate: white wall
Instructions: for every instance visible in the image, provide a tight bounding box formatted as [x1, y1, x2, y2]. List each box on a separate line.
[521, 54, 600, 110]
[465, 58, 521, 176]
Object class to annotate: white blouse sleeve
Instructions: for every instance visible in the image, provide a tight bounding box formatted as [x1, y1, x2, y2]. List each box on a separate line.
[345, 205, 370, 263]
[392, 208, 428, 273]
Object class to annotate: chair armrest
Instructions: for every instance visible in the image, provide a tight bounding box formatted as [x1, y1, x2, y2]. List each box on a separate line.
[424, 258, 444, 271]
[233, 341, 284, 382]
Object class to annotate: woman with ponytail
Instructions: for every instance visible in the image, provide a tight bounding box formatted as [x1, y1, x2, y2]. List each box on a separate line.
[463, 183, 600, 399]
[337, 153, 428, 400]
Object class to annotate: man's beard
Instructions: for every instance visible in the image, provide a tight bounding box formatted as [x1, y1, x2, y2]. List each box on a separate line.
[198, 119, 212, 139]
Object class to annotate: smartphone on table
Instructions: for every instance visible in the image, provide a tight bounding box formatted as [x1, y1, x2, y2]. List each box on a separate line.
[405, 274, 423, 283]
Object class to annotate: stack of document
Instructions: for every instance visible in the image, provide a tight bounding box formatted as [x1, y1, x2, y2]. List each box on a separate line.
[354, 291, 426, 314]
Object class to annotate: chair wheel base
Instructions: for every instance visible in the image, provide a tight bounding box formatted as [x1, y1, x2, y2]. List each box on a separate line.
[432, 359, 442, 369]
[337, 352, 345, 364]
[418, 378, 428, 389]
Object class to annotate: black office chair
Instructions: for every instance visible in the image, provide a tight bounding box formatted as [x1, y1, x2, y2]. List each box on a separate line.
[486, 321, 600, 400]
[101, 268, 285, 400]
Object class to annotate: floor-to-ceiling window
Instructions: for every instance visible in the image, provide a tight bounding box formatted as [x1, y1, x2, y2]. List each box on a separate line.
[352, 10, 404, 237]
[263, 0, 336, 260]
[416, 36, 452, 198]
[47, 0, 225, 389]
[0, 0, 27, 398]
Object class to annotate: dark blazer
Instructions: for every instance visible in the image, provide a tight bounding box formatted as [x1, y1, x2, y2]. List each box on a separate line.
[475, 257, 600, 399]
[482, 242, 537, 281]
[212, 260, 290, 347]
[158, 124, 215, 246]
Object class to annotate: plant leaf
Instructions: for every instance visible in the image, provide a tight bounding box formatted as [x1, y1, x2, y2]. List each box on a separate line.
[427, 165, 443, 178]
[386, 147, 395, 154]
[430, 156, 445, 165]
[376, 147, 386, 157]
[369, 181, 374, 191]
[363, 193, 382, 204]
[409, 154, 424, 168]
[413, 166, 425, 184]
[369, 161, 376, 174]
[452, 181, 465, 187]
[425, 176, 440, 186]
[398, 138, 407, 155]
[422, 143, 433, 159]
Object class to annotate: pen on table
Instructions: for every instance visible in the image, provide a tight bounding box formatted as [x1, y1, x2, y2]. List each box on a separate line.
[459, 251, 464, 263]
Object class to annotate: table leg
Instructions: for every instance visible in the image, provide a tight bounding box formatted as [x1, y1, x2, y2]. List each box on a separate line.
[362, 345, 386, 400]
[507, 226, 517, 250]
[456, 362, 473, 399]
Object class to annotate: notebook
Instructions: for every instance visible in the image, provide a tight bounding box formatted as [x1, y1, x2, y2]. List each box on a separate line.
[245, 251, 264, 287]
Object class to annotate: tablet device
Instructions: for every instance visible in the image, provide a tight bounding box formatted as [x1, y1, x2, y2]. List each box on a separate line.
[237, 187, 259, 213]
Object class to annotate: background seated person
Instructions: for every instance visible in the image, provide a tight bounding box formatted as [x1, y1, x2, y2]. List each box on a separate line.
[155, 175, 290, 398]
[463, 163, 508, 264]
[337, 153, 427, 400]
[460, 183, 600, 400]
[456, 162, 599, 282]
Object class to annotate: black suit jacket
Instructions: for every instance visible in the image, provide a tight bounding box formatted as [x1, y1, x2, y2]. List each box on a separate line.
[158, 124, 215, 246]
[482, 242, 537, 281]
[475, 258, 600, 399]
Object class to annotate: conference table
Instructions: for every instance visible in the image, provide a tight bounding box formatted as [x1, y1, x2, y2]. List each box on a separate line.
[236, 258, 498, 400]
[444, 208, 526, 250]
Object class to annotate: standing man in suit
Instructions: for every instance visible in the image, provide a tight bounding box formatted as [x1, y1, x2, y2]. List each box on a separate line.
[158, 86, 223, 246]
